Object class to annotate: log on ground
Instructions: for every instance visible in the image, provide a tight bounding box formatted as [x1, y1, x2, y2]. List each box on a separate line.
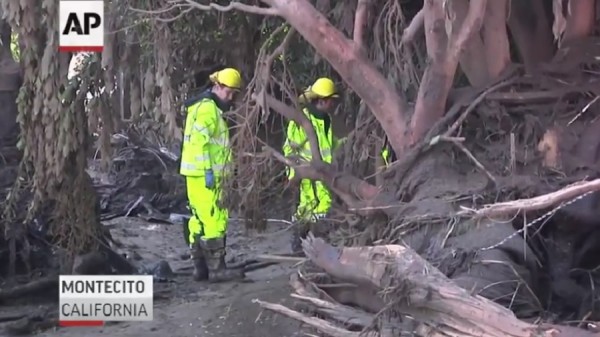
[256, 233, 598, 337]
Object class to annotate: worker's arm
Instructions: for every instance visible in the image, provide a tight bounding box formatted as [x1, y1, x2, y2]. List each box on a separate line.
[282, 120, 302, 179]
[282, 121, 298, 157]
[190, 101, 217, 170]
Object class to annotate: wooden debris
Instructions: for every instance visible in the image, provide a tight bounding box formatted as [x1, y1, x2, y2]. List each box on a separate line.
[254, 233, 599, 337]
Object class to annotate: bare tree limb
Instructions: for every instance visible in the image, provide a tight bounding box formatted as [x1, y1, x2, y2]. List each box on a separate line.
[401, 9, 424, 46]
[449, 0, 488, 60]
[252, 299, 369, 337]
[458, 178, 600, 219]
[352, 0, 371, 49]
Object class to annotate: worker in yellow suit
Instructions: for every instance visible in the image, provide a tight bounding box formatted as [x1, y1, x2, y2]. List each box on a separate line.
[283, 77, 339, 252]
[180, 68, 244, 282]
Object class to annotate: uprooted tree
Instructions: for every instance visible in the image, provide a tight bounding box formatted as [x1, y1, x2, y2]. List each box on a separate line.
[152, 0, 600, 336]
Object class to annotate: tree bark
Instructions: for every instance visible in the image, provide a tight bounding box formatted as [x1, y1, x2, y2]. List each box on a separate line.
[563, 0, 596, 43]
[453, 0, 490, 87]
[409, 0, 487, 145]
[482, 0, 511, 79]
[261, 0, 411, 156]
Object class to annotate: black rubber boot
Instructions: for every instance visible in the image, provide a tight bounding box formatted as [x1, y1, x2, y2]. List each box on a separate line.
[190, 242, 209, 281]
[200, 237, 245, 283]
[291, 221, 310, 253]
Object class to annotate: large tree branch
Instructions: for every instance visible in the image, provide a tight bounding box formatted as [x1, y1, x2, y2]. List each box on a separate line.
[563, 0, 596, 43]
[448, 0, 488, 60]
[409, 0, 487, 144]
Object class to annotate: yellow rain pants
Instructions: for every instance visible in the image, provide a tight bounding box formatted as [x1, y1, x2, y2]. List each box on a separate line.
[186, 176, 228, 244]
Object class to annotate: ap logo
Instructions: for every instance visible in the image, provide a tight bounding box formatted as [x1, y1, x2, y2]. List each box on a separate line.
[59, 1, 104, 52]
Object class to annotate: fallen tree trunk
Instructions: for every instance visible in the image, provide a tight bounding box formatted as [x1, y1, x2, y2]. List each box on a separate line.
[256, 233, 598, 337]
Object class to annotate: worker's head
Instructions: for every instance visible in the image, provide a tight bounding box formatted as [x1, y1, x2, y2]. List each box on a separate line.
[299, 77, 339, 113]
[209, 68, 243, 103]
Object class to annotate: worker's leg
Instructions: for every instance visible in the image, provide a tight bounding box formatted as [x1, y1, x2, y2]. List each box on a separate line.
[291, 179, 322, 252]
[195, 179, 244, 282]
[313, 181, 332, 215]
[185, 177, 208, 281]
[194, 181, 228, 240]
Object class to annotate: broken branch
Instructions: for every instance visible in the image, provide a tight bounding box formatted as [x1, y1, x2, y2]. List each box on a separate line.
[410, 0, 488, 144]
[253, 299, 370, 337]
[449, 0, 488, 60]
[458, 178, 600, 219]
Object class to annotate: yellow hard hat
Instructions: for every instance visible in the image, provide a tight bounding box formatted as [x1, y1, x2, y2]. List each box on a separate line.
[209, 68, 242, 89]
[309, 77, 338, 98]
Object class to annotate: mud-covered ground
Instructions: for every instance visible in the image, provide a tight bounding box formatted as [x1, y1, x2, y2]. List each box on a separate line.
[1, 217, 302, 337]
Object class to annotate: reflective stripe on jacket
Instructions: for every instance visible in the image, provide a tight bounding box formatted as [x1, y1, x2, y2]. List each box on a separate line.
[179, 98, 231, 177]
[282, 107, 335, 179]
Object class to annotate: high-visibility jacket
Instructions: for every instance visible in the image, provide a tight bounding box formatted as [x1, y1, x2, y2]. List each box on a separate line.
[180, 97, 231, 177]
[283, 107, 335, 174]
[283, 107, 336, 220]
